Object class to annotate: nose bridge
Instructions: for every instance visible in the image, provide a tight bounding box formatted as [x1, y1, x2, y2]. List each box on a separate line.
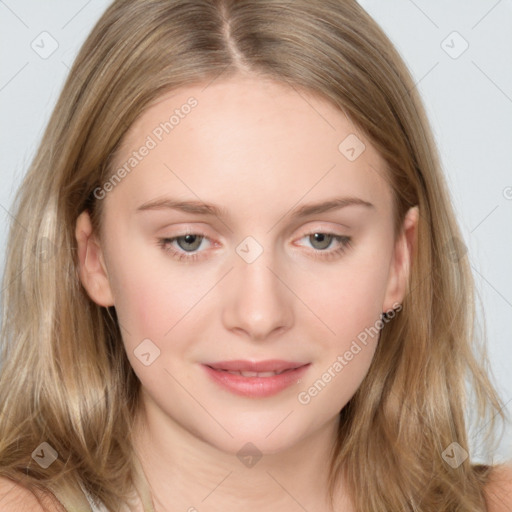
[221, 235, 293, 339]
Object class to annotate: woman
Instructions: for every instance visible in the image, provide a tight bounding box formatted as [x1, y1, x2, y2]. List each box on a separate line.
[0, 0, 510, 510]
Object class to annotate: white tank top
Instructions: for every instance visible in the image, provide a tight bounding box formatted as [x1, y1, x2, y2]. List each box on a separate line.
[78, 472, 156, 512]
[77, 455, 156, 512]
[79, 482, 109, 512]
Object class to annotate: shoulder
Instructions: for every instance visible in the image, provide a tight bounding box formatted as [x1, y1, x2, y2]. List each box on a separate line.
[484, 464, 512, 512]
[0, 476, 46, 511]
[0, 476, 63, 512]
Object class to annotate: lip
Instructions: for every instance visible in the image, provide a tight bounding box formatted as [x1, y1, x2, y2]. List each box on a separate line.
[202, 360, 311, 398]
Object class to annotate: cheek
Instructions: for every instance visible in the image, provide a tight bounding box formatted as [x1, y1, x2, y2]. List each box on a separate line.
[108, 249, 219, 361]
[302, 253, 391, 341]
[297, 264, 388, 413]
[111, 271, 196, 390]
[106, 234, 184, 329]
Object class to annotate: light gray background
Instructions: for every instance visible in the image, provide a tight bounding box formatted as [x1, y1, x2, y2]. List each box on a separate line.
[0, 1, 511, 462]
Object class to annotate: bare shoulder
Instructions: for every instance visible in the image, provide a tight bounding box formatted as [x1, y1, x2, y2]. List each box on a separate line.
[0, 476, 63, 512]
[0, 476, 46, 511]
[484, 464, 512, 512]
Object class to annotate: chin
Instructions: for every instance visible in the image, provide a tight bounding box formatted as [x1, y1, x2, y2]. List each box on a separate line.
[191, 412, 317, 458]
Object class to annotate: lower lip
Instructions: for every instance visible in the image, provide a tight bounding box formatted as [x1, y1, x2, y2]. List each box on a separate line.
[202, 364, 310, 398]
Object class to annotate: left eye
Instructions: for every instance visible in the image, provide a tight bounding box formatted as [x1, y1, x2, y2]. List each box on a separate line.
[300, 232, 341, 250]
[295, 232, 352, 260]
[169, 234, 205, 252]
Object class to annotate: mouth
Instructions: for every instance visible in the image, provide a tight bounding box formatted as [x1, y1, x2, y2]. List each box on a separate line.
[202, 360, 310, 397]
[212, 368, 297, 377]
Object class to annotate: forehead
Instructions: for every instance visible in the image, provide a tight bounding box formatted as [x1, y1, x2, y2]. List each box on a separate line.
[107, 75, 392, 218]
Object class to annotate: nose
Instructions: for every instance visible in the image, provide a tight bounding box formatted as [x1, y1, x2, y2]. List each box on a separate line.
[221, 245, 294, 342]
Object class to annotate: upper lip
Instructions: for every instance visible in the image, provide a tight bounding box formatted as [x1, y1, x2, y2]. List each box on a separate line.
[205, 360, 308, 372]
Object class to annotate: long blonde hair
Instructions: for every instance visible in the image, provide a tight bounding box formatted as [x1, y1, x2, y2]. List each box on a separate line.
[0, 1, 508, 510]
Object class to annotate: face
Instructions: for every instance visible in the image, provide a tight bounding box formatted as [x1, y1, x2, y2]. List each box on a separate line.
[76, 75, 416, 455]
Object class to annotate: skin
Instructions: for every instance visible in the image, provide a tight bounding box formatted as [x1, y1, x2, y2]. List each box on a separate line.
[76, 74, 418, 512]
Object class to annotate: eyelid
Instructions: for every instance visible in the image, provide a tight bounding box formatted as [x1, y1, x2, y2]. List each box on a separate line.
[158, 222, 349, 245]
[293, 221, 351, 239]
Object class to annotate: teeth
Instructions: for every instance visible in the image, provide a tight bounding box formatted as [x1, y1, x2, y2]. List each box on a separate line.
[223, 369, 292, 377]
[240, 371, 260, 377]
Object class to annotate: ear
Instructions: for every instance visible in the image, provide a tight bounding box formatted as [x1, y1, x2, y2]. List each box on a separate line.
[75, 210, 115, 307]
[382, 206, 419, 312]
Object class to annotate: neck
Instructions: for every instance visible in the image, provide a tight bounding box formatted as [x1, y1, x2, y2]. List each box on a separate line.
[130, 397, 350, 512]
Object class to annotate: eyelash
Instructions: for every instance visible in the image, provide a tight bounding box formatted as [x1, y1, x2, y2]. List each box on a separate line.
[157, 231, 352, 262]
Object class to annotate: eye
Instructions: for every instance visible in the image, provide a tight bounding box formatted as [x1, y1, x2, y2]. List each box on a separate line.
[157, 232, 212, 262]
[296, 232, 352, 261]
[157, 231, 352, 263]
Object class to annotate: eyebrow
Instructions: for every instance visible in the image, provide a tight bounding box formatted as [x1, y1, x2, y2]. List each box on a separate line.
[135, 196, 374, 218]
